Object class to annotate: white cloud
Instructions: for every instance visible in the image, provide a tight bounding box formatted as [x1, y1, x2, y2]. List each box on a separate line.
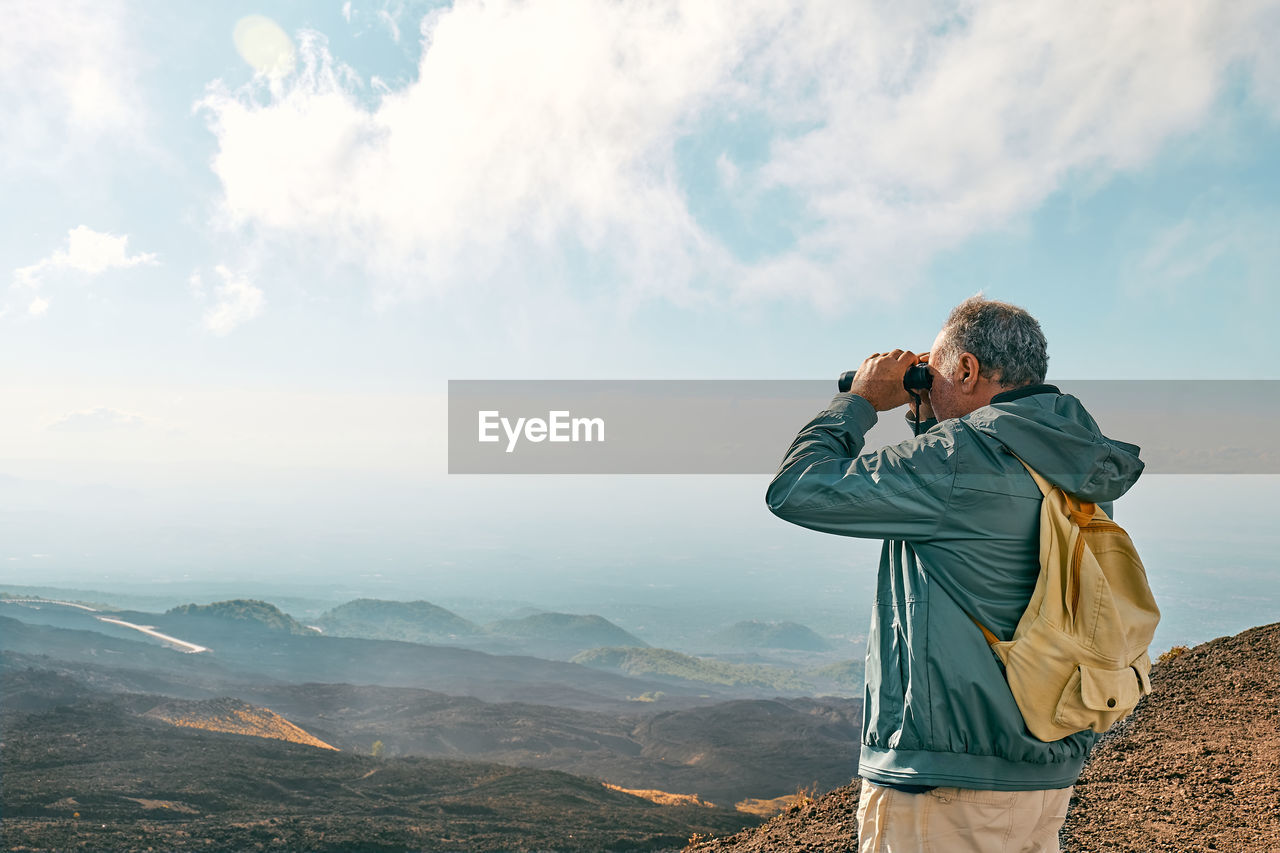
[378, 9, 402, 43]
[28, 296, 50, 316]
[198, 4, 771, 304]
[0, 0, 147, 173]
[203, 265, 265, 335]
[1140, 221, 1232, 282]
[196, 0, 1280, 309]
[188, 270, 207, 302]
[13, 226, 158, 290]
[339, 1, 416, 45]
[1133, 203, 1279, 303]
[47, 406, 153, 432]
[1223, 2, 1280, 116]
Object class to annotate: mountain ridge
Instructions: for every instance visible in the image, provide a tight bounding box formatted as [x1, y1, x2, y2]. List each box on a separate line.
[486, 611, 650, 656]
[574, 646, 811, 692]
[0, 612, 717, 711]
[709, 621, 831, 652]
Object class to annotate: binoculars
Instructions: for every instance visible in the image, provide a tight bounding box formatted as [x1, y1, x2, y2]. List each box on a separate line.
[838, 363, 932, 394]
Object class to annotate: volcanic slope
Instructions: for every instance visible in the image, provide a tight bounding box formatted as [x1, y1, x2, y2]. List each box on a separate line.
[683, 622, 1280, 853]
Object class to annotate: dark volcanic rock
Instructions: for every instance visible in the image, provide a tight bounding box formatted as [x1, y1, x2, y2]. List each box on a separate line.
[632, 698, 861, 803]
[1, 647, 864, 808]
[1, 701, 761, 852]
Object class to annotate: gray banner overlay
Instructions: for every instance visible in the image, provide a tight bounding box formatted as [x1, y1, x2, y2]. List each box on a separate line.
[448, 380, 1280, 474]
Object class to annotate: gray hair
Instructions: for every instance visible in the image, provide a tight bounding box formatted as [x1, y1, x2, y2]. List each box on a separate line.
[934, 295, 1048, 387]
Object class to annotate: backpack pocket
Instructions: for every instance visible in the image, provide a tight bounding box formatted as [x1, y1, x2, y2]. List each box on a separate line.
[1052, 656, 1152, 734]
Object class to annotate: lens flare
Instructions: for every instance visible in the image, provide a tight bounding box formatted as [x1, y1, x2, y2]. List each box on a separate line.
[233, 15, 296, 78]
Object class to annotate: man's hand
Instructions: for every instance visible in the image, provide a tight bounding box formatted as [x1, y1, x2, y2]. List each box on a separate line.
[846, 349, 920, 412]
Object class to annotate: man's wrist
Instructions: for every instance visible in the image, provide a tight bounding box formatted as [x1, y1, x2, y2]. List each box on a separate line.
[827, 392, 879, 430]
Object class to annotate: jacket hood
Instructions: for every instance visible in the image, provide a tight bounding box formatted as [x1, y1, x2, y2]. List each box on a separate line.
[961, 387, 1144, 503]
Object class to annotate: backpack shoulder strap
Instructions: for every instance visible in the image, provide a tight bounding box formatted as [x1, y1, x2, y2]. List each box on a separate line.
[969, 451, 1099, 648]
[1010, 452, 1097, 526]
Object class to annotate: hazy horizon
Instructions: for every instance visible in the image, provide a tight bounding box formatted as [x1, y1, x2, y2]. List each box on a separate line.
[4, 466, 1275, 656]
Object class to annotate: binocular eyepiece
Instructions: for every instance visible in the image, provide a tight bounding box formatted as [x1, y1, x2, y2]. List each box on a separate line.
[838, 363, 932, 394]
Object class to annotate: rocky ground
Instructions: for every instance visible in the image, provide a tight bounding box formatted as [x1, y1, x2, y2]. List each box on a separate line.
[1062, 622, 1279, 852]
[685, 622, 1280, 852]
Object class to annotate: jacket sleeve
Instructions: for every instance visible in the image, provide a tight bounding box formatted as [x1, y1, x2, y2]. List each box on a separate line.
[765, 393, 958, 541]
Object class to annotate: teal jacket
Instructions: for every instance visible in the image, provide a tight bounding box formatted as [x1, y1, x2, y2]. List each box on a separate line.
[765, 385, 1144, 790]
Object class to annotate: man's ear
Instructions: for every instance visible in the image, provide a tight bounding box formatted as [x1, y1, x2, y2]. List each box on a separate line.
[958, 353, 981, 392]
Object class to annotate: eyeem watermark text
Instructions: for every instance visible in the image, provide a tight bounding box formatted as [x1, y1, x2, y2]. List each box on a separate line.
[450, 380, 1280, 473]
[478, 410, 606, 453]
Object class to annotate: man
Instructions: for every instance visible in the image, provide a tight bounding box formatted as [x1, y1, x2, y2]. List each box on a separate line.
[765, 296, 1144, 853]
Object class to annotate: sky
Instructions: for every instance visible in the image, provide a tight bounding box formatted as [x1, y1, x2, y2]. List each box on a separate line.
[1, 1, 1278, 644]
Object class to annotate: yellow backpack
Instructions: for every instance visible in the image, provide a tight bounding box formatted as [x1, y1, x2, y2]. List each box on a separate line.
[973, 457, 1161, 742]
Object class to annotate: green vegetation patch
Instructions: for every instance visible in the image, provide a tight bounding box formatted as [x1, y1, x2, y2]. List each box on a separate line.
[167, 599, 310, 635]
[316, 598, 481, 643]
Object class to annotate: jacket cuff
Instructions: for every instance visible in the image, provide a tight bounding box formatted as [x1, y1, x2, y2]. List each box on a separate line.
[825, 392, 879, 432]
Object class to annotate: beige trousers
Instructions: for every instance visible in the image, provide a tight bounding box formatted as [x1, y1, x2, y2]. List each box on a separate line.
[856, 779, 1073, 853]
